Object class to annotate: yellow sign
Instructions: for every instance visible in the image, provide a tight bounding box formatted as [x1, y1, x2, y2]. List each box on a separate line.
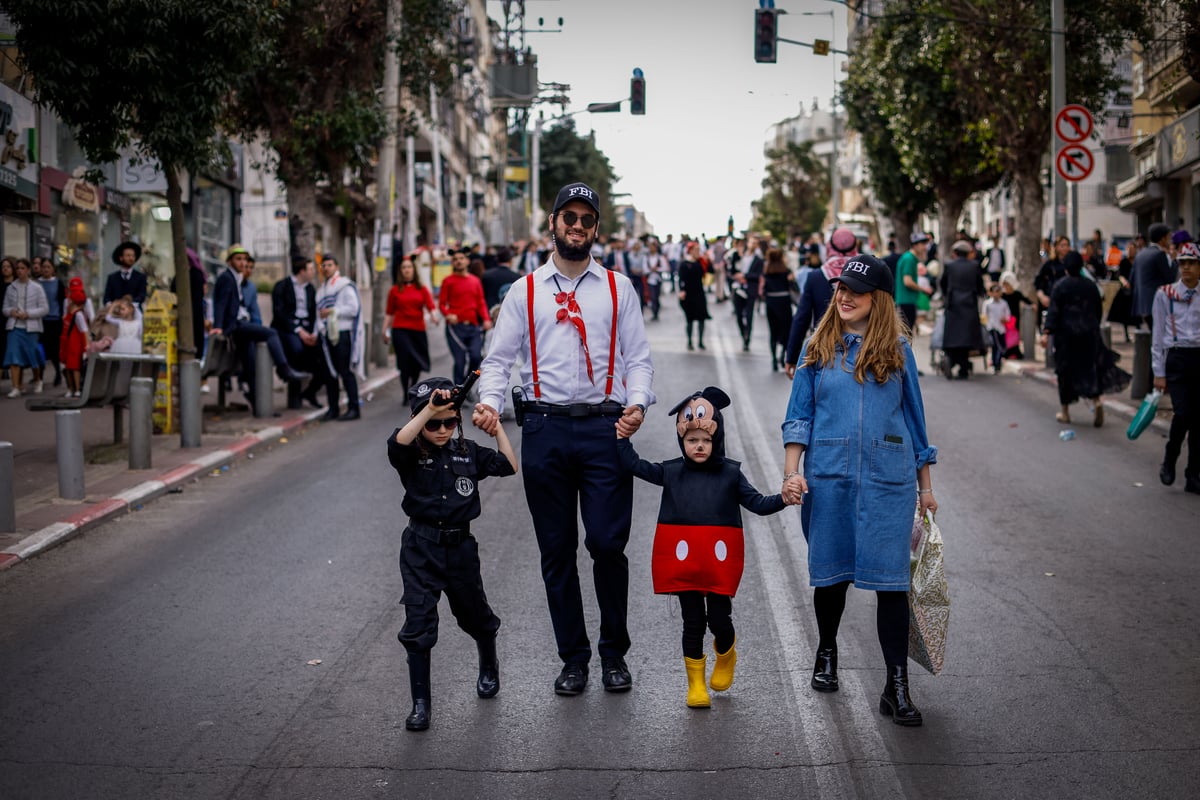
[812, 39, 830, 56]
[142, 290, 178, 434]
[504, 166, 530, 182]
[430, 258, 453, 290]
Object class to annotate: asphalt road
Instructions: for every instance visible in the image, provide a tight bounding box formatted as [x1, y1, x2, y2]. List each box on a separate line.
[1, 297, 1197, 800]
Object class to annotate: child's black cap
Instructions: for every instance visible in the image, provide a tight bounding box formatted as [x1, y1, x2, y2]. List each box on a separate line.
[408, 377, 455, 415]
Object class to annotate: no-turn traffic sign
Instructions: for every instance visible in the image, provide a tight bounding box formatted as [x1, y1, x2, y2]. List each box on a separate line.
[1055, 145, 1094, 182]
[1055, 104, 1093, 144]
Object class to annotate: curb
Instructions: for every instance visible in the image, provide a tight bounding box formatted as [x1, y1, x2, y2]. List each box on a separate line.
[1005, 360, 1172, 437]
[0, 372, 396, 571]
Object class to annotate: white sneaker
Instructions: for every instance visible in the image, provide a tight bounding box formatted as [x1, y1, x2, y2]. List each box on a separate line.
[6, 388, 21, 398]
[32, 380, 43, 394]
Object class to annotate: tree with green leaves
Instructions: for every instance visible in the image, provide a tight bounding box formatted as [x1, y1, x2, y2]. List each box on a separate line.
[849, 0, 1004, 247]
[3, 0, 279, 360]
[841, 64, 936, 250]
[226, 0, 461, 259]
[934, 0, 1152, 292]
[751, 140, 828, 243]
[536, 118, 619, 236]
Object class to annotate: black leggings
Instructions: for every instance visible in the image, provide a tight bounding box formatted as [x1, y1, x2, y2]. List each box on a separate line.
[679, 591, 733, 659]
[686, 319, 706, 345]
[813, 581, 909, 667]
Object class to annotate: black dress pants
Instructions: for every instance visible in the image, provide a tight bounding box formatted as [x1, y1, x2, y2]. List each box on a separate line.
[1165, 347, 1200, 480]
[397, 527, 500, 653]
[322, 333, 359, 413]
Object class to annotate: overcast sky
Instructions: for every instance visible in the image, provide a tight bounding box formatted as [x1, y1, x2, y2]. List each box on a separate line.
[487, 0, 850, 238]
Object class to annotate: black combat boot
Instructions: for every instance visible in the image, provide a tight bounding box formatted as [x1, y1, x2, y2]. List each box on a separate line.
[476, 636, 499, 699]
[405, 651, 432, 731]
[879, 665, 922, 726]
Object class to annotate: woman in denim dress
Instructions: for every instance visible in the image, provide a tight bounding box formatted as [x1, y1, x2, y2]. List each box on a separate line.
[781, 254, 939, 726]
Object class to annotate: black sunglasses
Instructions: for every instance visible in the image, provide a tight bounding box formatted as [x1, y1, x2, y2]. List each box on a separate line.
[423, 417, 459, 432]
[558, 211, 598, 230]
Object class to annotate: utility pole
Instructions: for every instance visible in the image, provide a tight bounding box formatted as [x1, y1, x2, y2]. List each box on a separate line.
[373, 0, 401, 367]
[430, 84, 446, 247]
[1051, 0, 1067, 239]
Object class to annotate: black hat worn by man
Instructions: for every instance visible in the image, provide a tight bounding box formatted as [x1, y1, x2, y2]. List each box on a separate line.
[831, 254, 895, 295]
[112, 241, 142, 264]
[553, 182, 601, 215]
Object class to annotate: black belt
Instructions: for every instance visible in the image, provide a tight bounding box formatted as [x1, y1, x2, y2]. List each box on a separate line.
[408, 521, 472, 546]
[523, 401, 625, 417]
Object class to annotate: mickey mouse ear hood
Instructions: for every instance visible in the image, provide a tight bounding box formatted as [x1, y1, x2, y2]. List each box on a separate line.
[668, 386, 731, 463]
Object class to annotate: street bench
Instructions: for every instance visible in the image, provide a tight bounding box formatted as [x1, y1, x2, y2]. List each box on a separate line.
[25, 352, 166, 443]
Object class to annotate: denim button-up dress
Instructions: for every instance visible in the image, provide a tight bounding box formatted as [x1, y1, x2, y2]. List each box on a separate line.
[782, 334, 937, 591]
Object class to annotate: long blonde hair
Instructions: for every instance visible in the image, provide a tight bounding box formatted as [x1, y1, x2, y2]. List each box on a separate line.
[802, 287, 909, 384]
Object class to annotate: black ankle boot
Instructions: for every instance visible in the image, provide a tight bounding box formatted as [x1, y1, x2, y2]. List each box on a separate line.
[476, 636, 499, 699]
[405, 651, 432, 731]
[811, 647, 838, 692]
[879, 665, 922, 726]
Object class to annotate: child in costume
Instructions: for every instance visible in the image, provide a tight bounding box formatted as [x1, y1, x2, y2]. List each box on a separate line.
[387, 376, 517, 731]
[59, 278, 91, 397]
[617, 386, 793, 708]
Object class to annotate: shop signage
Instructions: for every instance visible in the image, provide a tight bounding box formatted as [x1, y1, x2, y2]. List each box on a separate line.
[62, 167, 101, 213]
[1159, 106, 1200, 175]
[117, 151, 169, 194]
[104, 188, 132, 216]
[0, 84, 39, 200]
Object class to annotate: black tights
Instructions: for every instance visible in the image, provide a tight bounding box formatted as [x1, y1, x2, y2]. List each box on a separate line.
[686, 319, 706, 347]
[679, 591, 733, 659]
[813, 581, 909, 667]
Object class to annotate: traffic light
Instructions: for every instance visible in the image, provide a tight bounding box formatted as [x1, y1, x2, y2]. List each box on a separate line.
[754, 9, 777, 64]
[630, 72, 646, 115]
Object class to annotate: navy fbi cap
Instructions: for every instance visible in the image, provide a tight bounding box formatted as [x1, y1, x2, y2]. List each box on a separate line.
[552, 182, 600, 215]
[832, 254, 894, 295]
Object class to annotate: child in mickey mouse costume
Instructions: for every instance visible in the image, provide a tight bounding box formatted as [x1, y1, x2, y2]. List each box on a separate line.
[617, 386, 795, 708]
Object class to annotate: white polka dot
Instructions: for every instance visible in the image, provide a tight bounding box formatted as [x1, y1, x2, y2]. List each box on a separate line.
[714, 540, 728, 561]
[675, 540, 689, 561]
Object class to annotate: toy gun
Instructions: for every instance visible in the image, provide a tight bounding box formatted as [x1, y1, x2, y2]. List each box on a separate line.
[430, 370, 480, 411]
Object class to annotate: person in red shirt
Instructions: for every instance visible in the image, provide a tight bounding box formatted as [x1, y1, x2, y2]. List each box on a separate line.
[438, 248, 492, 385]
[386, 255, 439, 394]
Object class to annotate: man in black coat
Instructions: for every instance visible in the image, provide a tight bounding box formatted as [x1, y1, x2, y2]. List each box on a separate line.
[272, 259, 323, 409]
[480, 246, 521, 311]
[1132, 223, 1177, 326]
[939, 240, 986, 379]
[103, 242, 148, 308]
[211, 245, 310, 406]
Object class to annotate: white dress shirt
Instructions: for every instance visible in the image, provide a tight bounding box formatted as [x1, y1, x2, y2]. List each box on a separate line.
[479, 256, 656, 413]
[291, 276, 309, 327]
[1151, 278, 1200, 377]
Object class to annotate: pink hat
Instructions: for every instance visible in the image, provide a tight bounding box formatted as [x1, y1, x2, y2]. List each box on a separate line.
[829, 227, 858, 254]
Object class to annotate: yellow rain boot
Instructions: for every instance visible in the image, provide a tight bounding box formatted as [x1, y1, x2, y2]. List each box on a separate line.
[684, 656, 711, 708]
[710, 638, 737, 692]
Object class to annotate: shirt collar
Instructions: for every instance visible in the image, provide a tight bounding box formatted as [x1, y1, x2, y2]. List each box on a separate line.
[537, 255, 603, 284]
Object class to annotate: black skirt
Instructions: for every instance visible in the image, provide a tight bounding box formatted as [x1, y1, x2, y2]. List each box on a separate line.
[392, 327, 431, 375]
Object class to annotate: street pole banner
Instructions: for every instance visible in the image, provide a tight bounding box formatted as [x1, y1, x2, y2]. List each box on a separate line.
[1055, 104, 1093, 144]
[1055, 145, 1094, 182]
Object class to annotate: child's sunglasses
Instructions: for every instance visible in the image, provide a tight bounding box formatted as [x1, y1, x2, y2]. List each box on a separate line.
[423, 418, 459, 432]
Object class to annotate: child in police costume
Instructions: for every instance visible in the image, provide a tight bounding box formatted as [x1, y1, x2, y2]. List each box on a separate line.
[616, 386, 793, 708]
[387, 376, 517, 731]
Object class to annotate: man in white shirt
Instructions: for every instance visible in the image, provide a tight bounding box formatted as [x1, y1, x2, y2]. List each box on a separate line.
[315, 256, 362, 421]
[473, 181, 655, 698]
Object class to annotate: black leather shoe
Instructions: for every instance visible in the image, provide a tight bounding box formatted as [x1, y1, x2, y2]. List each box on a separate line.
[337, 407, 361, 421]
[1161, 460, 1177, 486]
[811, 647, 839, 693]
[879, 665, 923, 726]
[476, 637, 499, 699]
[301, 392, 324, 410]
[278, 367, 311, 385]
[1185, 476, 1200, 495]
[600, 657, 632, 692]
[553, 663, 588, 696]
[321, 408, 340, 421]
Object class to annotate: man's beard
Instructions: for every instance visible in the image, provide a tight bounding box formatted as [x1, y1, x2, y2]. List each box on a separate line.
[553, 228, 593, 262]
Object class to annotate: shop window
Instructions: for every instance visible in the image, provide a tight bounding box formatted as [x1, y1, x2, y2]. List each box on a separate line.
[195, 178, 231, 277]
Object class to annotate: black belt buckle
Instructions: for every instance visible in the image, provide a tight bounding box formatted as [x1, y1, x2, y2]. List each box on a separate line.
[511, 386, 526, 427]
[568, 403, 591, 417]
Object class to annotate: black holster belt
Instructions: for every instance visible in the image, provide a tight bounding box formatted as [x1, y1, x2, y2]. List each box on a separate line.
[521, 401, 625, 417]
[409, 521, 472, 546]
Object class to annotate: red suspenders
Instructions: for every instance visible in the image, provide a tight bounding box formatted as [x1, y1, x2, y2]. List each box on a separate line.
[525, 269, 620, 400]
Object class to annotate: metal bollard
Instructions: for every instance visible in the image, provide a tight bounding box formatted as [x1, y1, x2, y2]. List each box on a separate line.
[180, 359, 202, 448]
[56, 410, 85, 500]
[129, 377, 154, 470]
[254, 342, 273, 418]
[1131, 328, 1152, 400]
[1021, 305, 1037, 361]
[1, 441, 15, 533]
